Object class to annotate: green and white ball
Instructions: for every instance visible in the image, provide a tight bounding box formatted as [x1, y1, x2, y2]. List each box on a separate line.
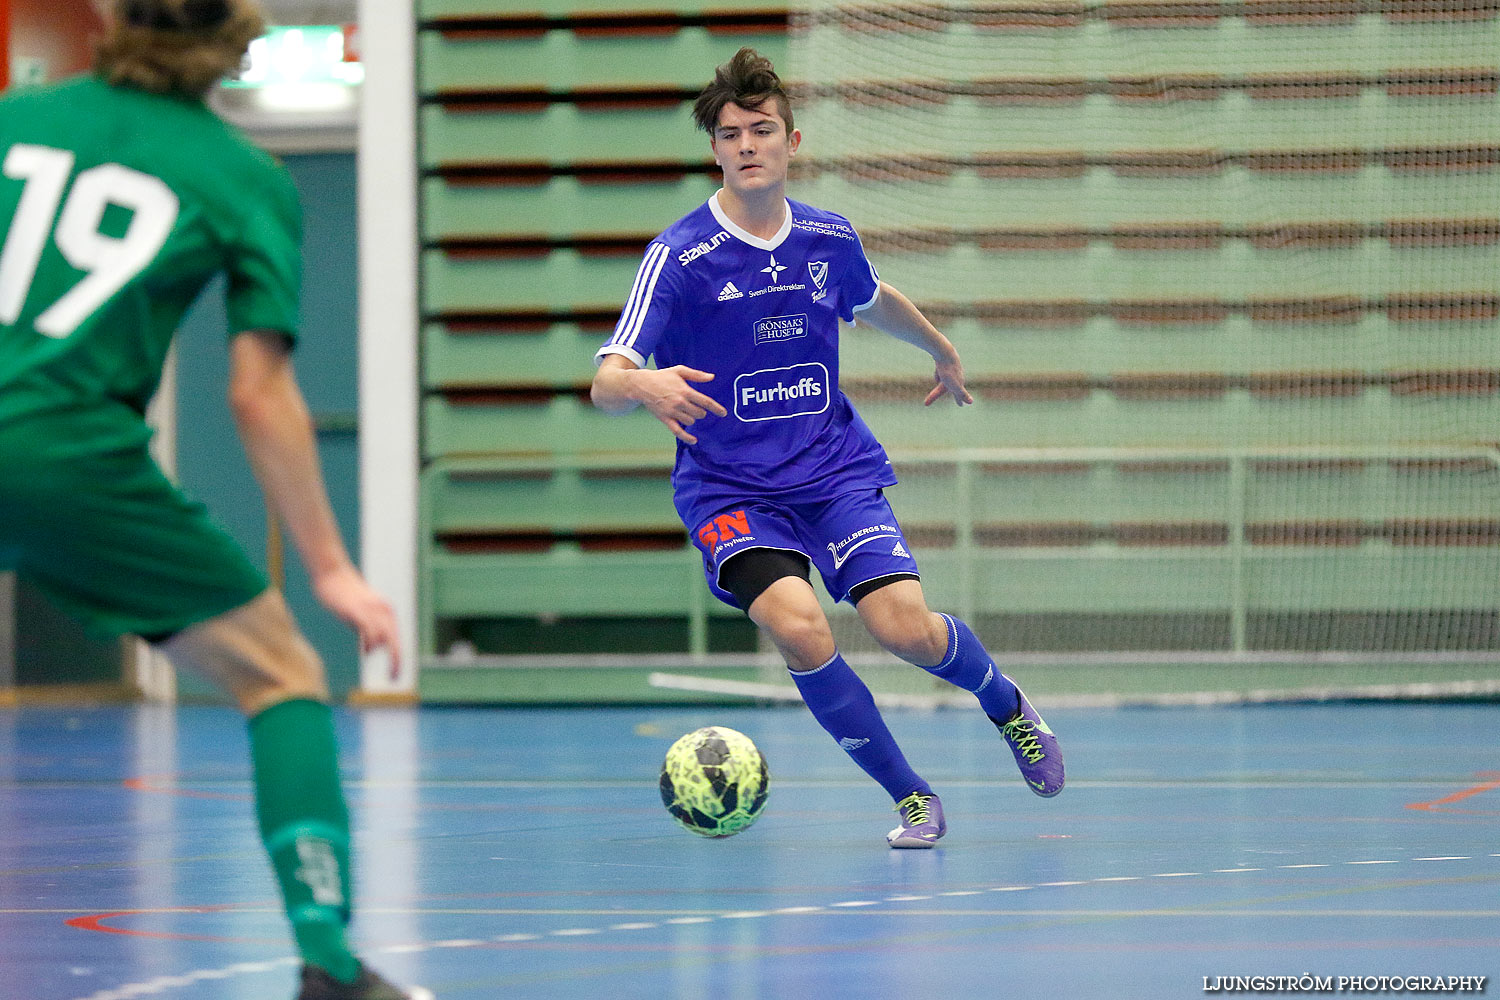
[659, 726, 769, 838]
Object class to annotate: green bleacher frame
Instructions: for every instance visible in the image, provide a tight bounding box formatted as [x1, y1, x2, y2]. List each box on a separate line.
[414, 0, 1500, 703]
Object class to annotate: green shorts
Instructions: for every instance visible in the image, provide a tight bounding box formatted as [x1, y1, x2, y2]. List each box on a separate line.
[0, 409, 267, 640]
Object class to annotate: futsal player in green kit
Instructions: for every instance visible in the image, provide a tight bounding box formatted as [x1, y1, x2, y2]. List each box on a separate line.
[0, 3, 427, 998]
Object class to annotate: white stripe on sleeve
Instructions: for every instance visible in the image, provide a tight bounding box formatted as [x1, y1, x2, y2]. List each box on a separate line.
[610, 242, 670, 349]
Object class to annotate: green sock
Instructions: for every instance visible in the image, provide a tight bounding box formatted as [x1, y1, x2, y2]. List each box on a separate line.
[249, 698, 361, 985]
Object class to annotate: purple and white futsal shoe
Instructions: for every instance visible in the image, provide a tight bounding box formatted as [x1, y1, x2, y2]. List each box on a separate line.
[886, 791, 946, 849]
[993, 680, 1065, 797]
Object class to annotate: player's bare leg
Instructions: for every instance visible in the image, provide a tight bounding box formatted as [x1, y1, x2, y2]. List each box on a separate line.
[161, 590, 432, 999]
[852, 578, 948, 667]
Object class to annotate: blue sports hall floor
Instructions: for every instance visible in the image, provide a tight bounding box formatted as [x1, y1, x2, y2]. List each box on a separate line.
[1, 701, 1496, 1000]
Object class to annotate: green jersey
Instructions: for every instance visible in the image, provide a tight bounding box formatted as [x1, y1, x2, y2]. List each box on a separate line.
[0, 76, 301, 638]
[0, 75, 302, 430]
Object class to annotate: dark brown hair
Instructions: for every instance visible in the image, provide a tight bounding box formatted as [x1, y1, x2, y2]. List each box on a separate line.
[692, 47, 794, 135]
[95, 0, 264, 98]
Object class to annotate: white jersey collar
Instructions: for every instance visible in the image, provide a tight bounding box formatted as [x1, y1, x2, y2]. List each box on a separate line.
[709, 190, 792, 251]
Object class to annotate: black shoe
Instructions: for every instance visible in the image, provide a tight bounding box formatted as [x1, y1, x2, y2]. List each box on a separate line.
[297, 962, 433, 1000]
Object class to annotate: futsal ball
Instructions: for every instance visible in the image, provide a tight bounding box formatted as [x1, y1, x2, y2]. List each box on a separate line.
[659, 726, 769, 838]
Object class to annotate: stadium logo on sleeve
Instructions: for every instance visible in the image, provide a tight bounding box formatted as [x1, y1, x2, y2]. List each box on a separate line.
[679, 231, 731, 265]
[753, 313, 808, 346]
[733, 362, 829, 422]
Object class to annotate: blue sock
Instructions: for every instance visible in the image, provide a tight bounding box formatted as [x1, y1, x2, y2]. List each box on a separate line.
[921, 615, 1021, 721]
[790, 652, 930, 802]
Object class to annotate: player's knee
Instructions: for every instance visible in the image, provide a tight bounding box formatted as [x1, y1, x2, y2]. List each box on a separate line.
[753, 601, 833, 671]
[875, 625, 943, 666]
[156, 589, 329, 715]
[864, 603, 947, 666]
[775, 611, 834, 666]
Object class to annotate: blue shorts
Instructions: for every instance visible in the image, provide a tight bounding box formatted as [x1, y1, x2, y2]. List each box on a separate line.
[690, 488, 920, 608]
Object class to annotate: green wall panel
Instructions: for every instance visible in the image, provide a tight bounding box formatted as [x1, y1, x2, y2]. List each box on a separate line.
[422, 248, 646, 312]
[423, 395, 667, 457]
[421, 104, 705, 166]
[421, 29, 786, 91]
[422, 176, 719, 240]
[423, 323, 604, 387]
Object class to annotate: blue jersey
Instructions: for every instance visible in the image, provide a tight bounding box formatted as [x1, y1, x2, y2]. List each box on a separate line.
[596, 192, 894, 526]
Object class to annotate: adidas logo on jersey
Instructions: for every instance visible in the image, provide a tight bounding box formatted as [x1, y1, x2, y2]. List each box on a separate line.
[718, 281, 743, 301]
[892, 541, 909, 558]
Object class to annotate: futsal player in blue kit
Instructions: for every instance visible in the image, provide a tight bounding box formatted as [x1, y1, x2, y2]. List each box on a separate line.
[591, 48, 1064, 847]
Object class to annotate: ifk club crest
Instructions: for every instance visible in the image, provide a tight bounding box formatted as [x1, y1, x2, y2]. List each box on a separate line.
[809, 261, 828, 302]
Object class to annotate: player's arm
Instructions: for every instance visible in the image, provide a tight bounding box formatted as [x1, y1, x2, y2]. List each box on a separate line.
[590, 353, 728, 445]
[227, 329, 400, 665]
[854, 280, 974, 407]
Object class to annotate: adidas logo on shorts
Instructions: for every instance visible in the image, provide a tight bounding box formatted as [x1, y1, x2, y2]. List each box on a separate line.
[718, 281, 744, 301]
[892, 541, 909, 558]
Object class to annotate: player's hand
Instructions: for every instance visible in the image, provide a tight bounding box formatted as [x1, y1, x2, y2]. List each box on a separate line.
[311, 564, 401, 671]
[925, 355, 974, 407]
[637, 366, 728, 444]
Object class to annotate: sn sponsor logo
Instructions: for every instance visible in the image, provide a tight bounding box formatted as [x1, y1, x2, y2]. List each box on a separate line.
[697, 509, 751, 549]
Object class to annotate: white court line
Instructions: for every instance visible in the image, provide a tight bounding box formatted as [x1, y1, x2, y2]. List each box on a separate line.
[69, 852, 1497, 999]
[71, 958, 298, 1000]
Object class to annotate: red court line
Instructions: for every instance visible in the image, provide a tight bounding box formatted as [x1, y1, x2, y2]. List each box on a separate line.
[122, 775, 250, 801]
[65, 906, 269, 943]
[1405, 771, 1500, 813]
